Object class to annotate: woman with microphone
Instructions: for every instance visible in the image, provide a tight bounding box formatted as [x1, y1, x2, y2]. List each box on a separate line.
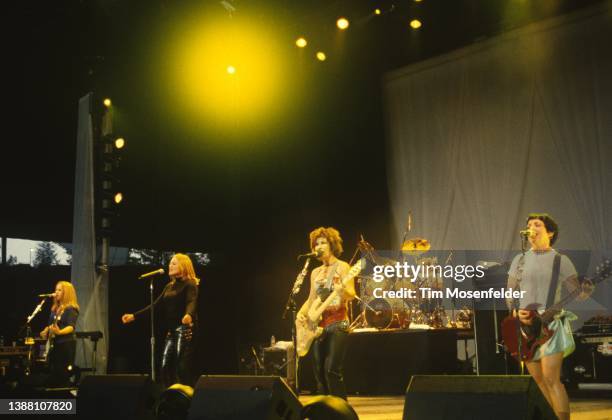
[121, 253, 199, 387]
[40, 281, 79, 387]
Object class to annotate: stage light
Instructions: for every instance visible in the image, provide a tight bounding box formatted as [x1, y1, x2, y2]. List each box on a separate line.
[155, 384, 193, 420]
[316, 52, 326, 61]
[302, 395, 358, 420]
[336, 17, 349, 30]
[114, 137, 125, 149]
[415, 0, 423, 2]
[295, 37, 307, 48]
[410, 19, 422, 29]
[114, 193, 123, 204]
[103, 98, 112, 107]
[375, 9, 381, 15]
[167, 14, 290, 131]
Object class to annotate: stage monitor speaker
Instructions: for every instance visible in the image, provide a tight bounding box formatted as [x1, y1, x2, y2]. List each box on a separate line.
[77, 374, 159, 420]
[403, 375, 557, 420]
[187, 375, 302, 420]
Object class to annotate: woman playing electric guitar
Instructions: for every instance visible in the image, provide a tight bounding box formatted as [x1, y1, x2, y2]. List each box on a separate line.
[40, 281, 79, 387]
[504, 213, 592, 420]
[297, 227, 356, 400]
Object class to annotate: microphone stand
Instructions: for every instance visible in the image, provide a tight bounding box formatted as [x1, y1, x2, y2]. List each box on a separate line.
[514, 234, 529, 374]
[149, 278, 156, 382]
[21, 297, 48, 375]
[282, 257, 312, 392]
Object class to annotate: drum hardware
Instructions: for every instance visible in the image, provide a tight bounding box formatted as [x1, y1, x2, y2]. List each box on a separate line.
[456, 307, 473, 329]
[365, 298, 393, 329]
[401, 237, 431, 256]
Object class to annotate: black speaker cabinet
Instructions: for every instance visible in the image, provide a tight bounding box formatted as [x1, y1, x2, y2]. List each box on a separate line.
[77, 374, 159, 420]
[403, 375, 556, 420]
[187, 375, 302, 420]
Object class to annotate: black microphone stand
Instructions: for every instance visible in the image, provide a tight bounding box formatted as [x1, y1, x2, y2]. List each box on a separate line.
[514, 233, 529, 374]
[282, 257, 312, 392]
[22, 297, 48, 374]
[149, 278, 156, 382]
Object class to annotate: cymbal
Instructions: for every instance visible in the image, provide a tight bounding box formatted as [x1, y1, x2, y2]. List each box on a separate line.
[401, 237, 431, 255]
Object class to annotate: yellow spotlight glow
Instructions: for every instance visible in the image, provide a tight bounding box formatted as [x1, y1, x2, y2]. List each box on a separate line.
[295, 37, 307, 48]
[164, 14, 290, 131]
[336, 17, 349, 30]
[316, 52, 326, 61]
[103, 98, 112, 107]
[114, 193, 123, 204]
[415, 0, 423, 2]
[410, 19, 422, 29]
[114, 137, 125, 149]
[375, 9, 381, 15]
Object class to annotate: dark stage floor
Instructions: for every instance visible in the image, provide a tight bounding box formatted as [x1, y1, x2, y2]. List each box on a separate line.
[299, 395, 612, 420]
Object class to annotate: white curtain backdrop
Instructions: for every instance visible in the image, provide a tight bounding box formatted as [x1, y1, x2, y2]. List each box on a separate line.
[384, 4, 612, 314]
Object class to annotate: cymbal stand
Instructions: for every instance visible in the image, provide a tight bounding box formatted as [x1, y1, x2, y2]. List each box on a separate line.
[349, 290, 379, 329]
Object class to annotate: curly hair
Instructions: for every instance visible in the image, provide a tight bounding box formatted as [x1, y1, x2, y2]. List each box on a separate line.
[309, 227, 344, 257]
[526, 213, 559, 246]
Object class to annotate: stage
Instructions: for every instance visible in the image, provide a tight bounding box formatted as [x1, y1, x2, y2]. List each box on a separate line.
[299, 395, 612, 420]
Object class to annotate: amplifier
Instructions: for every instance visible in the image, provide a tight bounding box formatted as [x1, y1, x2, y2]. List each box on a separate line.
[263, 342, 296, 390]
[565, 333, 612, 385]
[0, 346, 28, 357]
[581, 323, 612, 335]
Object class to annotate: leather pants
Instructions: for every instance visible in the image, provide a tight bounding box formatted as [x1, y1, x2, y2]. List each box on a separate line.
[161, 325, 194, 387]
[312, 320, 349, 399]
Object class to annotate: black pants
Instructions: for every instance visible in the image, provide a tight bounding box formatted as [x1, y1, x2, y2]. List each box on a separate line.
[312, 321, 349, 399]
[48, 339, 76, 387]
[161, 325, 195, 387]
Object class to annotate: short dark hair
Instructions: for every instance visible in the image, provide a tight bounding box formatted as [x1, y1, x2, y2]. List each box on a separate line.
[526, 213, 559, 245]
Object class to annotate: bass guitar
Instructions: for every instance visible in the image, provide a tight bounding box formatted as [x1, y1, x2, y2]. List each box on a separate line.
[502, 259, 610, 361]
[296, 258, 365, 357]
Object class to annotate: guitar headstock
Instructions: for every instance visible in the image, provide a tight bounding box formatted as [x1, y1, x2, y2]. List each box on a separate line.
[348, 258, 366, 278]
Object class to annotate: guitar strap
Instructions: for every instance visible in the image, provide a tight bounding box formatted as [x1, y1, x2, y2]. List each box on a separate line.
[324, 262, 339, 290]
[545, 253, 562, 310]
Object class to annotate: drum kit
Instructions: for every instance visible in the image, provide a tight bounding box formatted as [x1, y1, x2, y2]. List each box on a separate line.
[351, 236, 472, 330]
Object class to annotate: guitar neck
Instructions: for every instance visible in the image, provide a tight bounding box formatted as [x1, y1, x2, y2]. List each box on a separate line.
[542, 271, 607, 323]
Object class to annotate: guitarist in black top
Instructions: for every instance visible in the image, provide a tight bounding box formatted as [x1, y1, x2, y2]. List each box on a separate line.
[505, 213, 592, 420]
[40, 281, 79, 387]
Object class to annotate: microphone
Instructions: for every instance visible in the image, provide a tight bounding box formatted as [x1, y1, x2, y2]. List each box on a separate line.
[138, 268, 165, 279]
[297, 250, 323, 259]
[520, 229, 535, 238]
[38, 293, 56, 298]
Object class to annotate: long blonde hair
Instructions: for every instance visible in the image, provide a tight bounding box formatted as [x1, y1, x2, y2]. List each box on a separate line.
[51, 281, 80, 313]
[173, 253, 200, 285]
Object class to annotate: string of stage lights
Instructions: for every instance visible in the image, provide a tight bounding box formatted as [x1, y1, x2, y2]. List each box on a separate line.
[292, 3, 423, 63]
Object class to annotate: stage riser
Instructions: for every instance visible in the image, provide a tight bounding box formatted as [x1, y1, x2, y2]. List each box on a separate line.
[299, 330, 458, 395]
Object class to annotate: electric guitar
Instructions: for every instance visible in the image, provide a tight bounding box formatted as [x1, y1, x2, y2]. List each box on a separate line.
[42, 311, 61, 362]
[502, 259, 611, 361]
[296, 258, 365, 357]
